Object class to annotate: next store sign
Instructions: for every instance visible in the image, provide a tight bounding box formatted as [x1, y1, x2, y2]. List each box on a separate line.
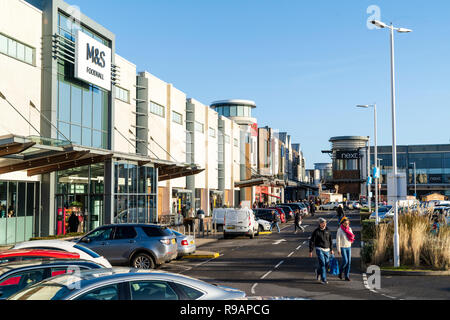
[74, 30, 111, 92]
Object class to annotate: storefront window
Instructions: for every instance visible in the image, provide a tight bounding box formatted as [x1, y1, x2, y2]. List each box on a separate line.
[114, 162, 157, 223]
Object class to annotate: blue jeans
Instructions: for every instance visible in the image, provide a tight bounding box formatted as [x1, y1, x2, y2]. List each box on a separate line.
[315, 248, 330, 282]
[340, 247, 351, 279]
[270, 222, 280, 233]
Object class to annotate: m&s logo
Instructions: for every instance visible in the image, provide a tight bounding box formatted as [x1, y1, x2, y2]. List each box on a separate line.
[86, 43, 106, 68]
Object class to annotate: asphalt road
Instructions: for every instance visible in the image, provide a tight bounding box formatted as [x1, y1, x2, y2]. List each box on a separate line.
[160, 210, 450, 300]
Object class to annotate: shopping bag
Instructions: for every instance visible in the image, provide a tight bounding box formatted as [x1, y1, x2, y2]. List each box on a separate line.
[328, 255, 340, 275]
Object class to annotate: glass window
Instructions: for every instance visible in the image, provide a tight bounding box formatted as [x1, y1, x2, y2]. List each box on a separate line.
[195, 121, 204, 133]
[24, 46, 33, 64]
[58, 122, 70, 142]
[172, 111, 183, 125]
[8, 182, 16, 219]
[84, 227, 113, 242]
[7, 38, 16, 57]
[0, 34, 7, 54]
[0, 269, 45, 296]
[71, 125, 82, 145]
[82, 87, 92, 128]
[129, 281, 178, 300]
[176, 283, 204, 300]
[76, 284, 119, 301]
[92, 130, 102, 149]
[113, 226, 137, 240]
[92, 88, 102, 131]
[71, 84, 82, 125]
[209, 128, 216, 138]
[101, 90, 109, 133]
[115, 87, 130, 103]
[0, 182, 7, 219]
[82, 128, 92, 147]
[16, 42, 25, 61]
[17, 183, 26, 217]
[237, 106, 244, 117]
[229, 106, 237, 117]
[223, 107, 230, 117]
[26, 184, 34, 217]
[150, 102, 165, 118]
[58, 79, 71, 123]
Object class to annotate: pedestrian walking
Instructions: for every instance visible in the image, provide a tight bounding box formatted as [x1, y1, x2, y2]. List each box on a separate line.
[270, 212, 281, 233]
[309, 218, 333, 284]
[310, 200, 316, 217]
[336, 217, 355, 281]
[336, 204, 345, 222]
[294, 209, 305, 233]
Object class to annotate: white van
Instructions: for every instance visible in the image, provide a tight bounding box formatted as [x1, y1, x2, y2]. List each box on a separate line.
[212, 208, 227, 231]
[223, 208, 259, 239]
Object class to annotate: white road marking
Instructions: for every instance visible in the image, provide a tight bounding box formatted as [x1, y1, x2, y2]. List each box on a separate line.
[288, 251, 294, 258]
[251, 283, 258, 294]
[273, 239, 287, 245]
[261, 270, 273, 279]
[274, 260, 284, 269]
[296, 244, 302, 250]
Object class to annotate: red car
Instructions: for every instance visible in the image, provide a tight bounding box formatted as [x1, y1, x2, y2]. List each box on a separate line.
[270, 207, 286, 223]
[0, 249, 80, 265]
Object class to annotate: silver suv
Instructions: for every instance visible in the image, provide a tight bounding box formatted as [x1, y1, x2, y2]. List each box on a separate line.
[76, 224, 177, 269]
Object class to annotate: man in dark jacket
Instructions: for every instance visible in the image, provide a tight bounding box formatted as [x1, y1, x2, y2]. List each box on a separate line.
[336, 204, 345, 222]
[309, 218, 334, 284]
[294, 210, 304, 233]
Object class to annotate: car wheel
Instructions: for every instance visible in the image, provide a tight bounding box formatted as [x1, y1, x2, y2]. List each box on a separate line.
[131, 253, 155, 269]
[259, 225, 264, 232]
[249, 230, 255, 239]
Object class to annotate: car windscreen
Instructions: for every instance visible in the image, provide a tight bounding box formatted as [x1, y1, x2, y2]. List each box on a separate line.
[8, 279, 72, 300]
[73, 245, 101, 258]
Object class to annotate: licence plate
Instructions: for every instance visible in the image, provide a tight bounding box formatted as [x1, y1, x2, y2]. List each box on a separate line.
[227, 226, 235, 230]
[190, 240, 194, 244]
[172, 239, 176, 244]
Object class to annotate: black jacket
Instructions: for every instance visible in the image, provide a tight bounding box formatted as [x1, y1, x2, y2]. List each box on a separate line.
[336, 206, 344, 217]
[309, 227, 333, 252]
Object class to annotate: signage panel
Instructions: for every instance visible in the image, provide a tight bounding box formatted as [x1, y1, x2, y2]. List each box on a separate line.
[75, 30, 111, 91]
[336, 150, 360, 160]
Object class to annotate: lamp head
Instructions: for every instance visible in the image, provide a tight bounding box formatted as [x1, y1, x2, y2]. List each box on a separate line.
[397, 28, 413, 33]
[371, 20, 388, 29]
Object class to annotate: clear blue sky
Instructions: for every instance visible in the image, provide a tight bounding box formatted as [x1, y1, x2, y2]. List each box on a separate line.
[67, 0, 450, 167]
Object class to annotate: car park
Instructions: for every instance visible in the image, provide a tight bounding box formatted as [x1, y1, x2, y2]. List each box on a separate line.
[223, 208, 259, 239]
[169, 229, 196, 258]
[0, 249, 80, 265]
[75, 224, 177, 269]
[0, 259, 104, 300]
[12, 240, 112, 268]
[8, 268, 247, 300]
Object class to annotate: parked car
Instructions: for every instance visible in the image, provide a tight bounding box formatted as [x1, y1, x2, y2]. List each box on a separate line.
[8, 268, 247, 300]
[276, 205, 295, 220]
[169, 229, 196, 259]
[369, 206, 394, 220]
[348, 201, 361, 210]
[319, 202, 339, 211]
[269, 207, 286, 223]
[12, 240, 111, 268]
[0, 249, 80, 265]
[0, 259, 104, 300]
[255, 218, 271, 232]
[223, 208, 259, 239]
[75, 224, 177, 269]
[279, 203, 306, 216]
[253, 208, 278, 223]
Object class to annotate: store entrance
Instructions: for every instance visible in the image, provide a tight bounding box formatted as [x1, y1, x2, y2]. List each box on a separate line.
[55, 194, 104, 235]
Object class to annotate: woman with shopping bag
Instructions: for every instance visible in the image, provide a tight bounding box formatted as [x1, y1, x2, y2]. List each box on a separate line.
[336, 217, 355, 281]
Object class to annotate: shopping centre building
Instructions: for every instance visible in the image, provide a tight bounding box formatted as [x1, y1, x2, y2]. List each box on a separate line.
[0, 0, 311, 245]
[323, 136, 450, 201]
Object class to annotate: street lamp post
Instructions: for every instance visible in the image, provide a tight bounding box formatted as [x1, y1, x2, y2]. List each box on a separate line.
[357, 104, 378, 225]
[371, 19, 412, 267]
